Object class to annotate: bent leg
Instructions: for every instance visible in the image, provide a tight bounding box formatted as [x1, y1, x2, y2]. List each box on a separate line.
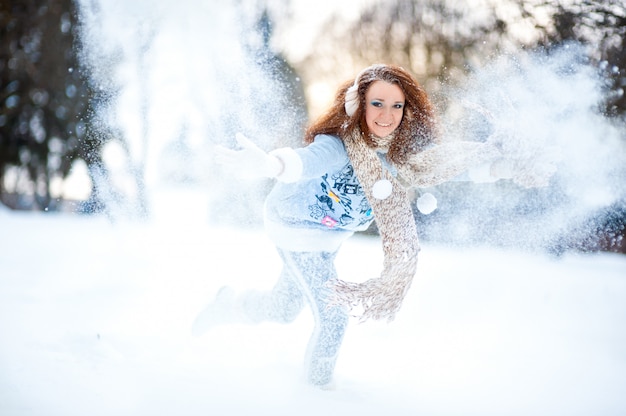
[240, 265, 305, 324]
[192, 259, 304, 335]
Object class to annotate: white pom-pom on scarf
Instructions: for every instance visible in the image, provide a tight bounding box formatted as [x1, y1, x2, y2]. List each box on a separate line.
[372, 179, 393, 200]
[344, 83, 359, 116]
[416, 192, 437, 214]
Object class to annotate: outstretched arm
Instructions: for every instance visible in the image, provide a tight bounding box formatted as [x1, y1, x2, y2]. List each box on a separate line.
[215, 133, 303, 183]
[397, 141, 503, 188]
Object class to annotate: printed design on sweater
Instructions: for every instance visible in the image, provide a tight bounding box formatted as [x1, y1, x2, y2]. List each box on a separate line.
[308, 162, 373, 228]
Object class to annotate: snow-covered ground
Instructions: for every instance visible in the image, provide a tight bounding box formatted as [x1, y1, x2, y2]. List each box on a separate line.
[1, 202, 625, 416]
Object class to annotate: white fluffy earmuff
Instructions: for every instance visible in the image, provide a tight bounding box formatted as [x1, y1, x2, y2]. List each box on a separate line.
[344, 83, 359, 117]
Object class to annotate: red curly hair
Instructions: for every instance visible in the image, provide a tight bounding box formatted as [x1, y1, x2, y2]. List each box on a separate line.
[304, 64, 439, 165]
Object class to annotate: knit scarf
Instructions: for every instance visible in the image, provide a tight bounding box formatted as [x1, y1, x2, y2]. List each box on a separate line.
[332, 130, 420, 322]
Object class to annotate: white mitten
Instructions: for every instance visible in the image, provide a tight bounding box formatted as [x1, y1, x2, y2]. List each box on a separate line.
[490, 158, 514, 180]
[467, 159, 515, 183]
[512, 161, 557, 188]
[215, 133, 283, 179]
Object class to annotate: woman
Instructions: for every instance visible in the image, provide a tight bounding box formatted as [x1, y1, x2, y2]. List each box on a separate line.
[193, 64, 508, 388]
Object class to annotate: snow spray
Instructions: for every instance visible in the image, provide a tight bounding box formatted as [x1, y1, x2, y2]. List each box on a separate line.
[420, 43, 626, 252]
[75, 0, 306, 222]
[76, 1, 624, 251]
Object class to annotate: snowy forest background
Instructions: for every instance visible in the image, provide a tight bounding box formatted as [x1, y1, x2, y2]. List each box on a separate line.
[1, 0, 625, 253]
[1, 1, 626, 415]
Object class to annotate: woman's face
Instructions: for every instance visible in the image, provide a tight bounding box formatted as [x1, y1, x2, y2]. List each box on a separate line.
[364, 80, 405, 138]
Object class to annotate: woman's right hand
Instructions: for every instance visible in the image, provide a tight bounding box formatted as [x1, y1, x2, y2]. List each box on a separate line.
[215, 133, 283, 179]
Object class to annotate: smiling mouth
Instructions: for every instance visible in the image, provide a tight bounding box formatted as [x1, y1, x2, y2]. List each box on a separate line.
[376, 122, 392, 127]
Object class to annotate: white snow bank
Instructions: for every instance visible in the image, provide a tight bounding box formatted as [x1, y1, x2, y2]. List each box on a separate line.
[0, 212, 624, 416]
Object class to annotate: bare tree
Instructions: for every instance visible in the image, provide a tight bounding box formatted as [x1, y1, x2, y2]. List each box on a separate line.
[295, 0, 534, 103]
[0, 0, 92, 210]
[518, 0, 626, 116]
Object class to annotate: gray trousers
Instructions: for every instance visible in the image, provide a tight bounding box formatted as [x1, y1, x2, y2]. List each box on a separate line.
[241, 249, 349, 386]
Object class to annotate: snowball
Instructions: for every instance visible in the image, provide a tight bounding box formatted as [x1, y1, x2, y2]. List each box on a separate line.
[372, 179, 393, 200]
[416, 192, 437, 214]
